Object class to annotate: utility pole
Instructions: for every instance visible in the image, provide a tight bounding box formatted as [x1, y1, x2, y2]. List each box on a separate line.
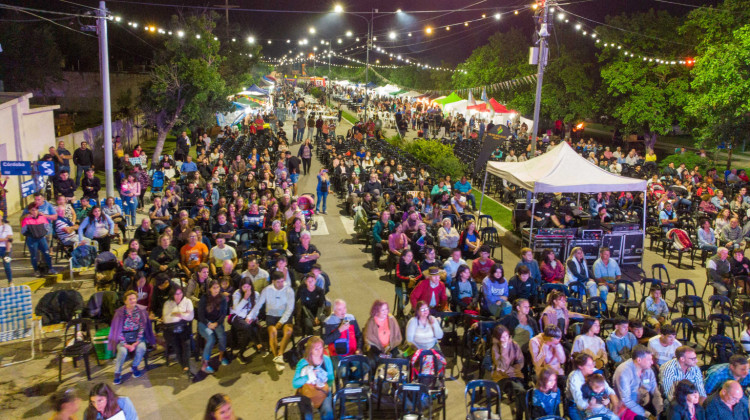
[212, 0, 237, 38]
[97, 1, 114, 197]
[529, 0, 551, 158]
[364, 10, 375, 124]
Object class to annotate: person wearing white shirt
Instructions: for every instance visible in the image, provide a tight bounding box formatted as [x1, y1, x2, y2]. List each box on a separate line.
[648, 325, 681, 366]
[162, 286, 195, 371]
[231, 279, 262, 363]
[240, 256, 270, 292]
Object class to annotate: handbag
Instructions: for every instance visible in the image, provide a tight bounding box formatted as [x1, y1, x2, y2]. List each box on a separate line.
[122, 330, 139, 344]
[298, 384, 328, 408]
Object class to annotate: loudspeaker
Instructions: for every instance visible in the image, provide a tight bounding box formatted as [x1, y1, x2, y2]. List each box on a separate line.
[602, 234, 623, 263]
[568, 240, 601, 265]
[621, 233, 644, 265]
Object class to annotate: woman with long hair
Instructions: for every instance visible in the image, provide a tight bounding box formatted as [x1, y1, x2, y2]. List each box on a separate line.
[198, 280, 229, 373]
[316, 169, 330, 214]
[459, 221, 482, 259]
[84, 383, 138, 420]
[482, 263, 511, 318]
[162, 285, 194, 372]
[668, 380, 705, 420]
[540, 248, 565, 284]
[571, 318, 608, 370]
[102, 196, 127, 242]
[564, 246, 592, 297]
[291, 336, 335, 420]
[120, 173, 140, 227]
[204, 393, 238, 420]
[491, 324, 526, 420]
[529, 367, 562, 418]
[449, 264, 478, 312]
[78, 205, 115, 252]
[395, 249, 423, 293]
[48, 388, 81, 420]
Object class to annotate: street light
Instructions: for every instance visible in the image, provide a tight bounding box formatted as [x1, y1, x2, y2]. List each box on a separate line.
[309, 26, 316, 34]
[388, 31, 396, 40]
[334, 4, 343, 13]
[247, 36, 255, 43]
[346, 30, 352, 37]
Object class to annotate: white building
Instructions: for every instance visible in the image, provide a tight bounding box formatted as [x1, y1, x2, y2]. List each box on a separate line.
[0, 92, 59, 215]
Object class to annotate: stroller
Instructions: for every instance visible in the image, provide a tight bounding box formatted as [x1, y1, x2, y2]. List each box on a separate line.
[93, 251, 122, 290]
[149, 170, 165, 203]
[297, 193, 318, 231]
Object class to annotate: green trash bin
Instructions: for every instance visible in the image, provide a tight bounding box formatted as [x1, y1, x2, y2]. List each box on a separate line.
[93, 327, 114, 360]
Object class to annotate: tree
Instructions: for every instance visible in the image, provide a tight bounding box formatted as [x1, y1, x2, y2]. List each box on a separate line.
[0, 23, 63, 96]
[139, 14, 228, 164]
[595, 9, 692, 136]
[684, 24, 750, 168]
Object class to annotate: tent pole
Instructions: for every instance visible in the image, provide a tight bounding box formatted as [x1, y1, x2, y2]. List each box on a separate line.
[577, 193, 580, 207]
[528, 192, 537, 248]
[478, 170, 489, 216]
[641, 188, 647, 269]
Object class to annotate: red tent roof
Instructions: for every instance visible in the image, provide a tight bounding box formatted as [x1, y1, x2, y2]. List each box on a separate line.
[489, 98, 509, 113]
[467, 103, 488, 112]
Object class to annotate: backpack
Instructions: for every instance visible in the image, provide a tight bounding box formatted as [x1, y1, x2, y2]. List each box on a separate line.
[71, 244, 97, 269]
[666, 228, 692, 250]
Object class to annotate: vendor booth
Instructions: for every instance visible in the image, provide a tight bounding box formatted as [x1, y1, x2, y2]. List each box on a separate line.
[481, 142, 648, 265]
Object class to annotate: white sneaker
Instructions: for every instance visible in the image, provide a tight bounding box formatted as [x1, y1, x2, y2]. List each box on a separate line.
[275, 363, 285, 372]
[273, 355, 284, 364]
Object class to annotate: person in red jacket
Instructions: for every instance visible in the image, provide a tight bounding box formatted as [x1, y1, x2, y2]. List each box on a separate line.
[540, 249, 565, 284]
[409, 266, 448, 314]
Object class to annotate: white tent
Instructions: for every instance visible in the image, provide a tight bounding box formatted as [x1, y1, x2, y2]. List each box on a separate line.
[486, 142, 646, 193]
[401, 90, 423, 98]
[444, 99, 468, 115]
[481, 142, 648, 259]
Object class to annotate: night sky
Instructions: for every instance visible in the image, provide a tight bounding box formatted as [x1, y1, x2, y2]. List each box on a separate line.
[1, 0, 719, 69]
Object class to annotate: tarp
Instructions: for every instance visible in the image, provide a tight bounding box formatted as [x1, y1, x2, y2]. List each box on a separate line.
[262, 75, 276, 84]
[485, 142, 647, 193]
[402, 90, 423, 98]
[365, 81, 378, 88]
[434, 92, 462, 105]
[389, 89, 409, 96]
[234, 98, 262, 108]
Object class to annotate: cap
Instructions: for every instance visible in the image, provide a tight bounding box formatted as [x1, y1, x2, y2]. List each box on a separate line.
[428, 266, 441, 275]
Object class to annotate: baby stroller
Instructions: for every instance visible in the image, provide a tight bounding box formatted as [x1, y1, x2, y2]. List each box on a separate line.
[297, 193, 318, 231]
[148, 170, 165, 204]
[93, 251, 122, 290]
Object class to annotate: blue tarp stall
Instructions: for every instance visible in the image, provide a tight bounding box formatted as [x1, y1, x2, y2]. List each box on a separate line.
[246, 84, 269, 96]
[365, 82, 377, 88]
[261, 76, 276, 86]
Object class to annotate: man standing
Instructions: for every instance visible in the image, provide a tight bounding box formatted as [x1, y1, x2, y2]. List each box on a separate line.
[296, 113, 305, 143]
[704, 380, 749, 420]
[613, 345, 663, 419]
[72, 141, 94, 188]
[175, 131, 190, 161]
[56, 140, 73, 174]
[306, 114, 315, 141]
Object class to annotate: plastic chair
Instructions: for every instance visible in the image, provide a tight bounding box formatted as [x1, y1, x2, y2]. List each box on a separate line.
[373, 357, 410, 411]
[58, 318, 100, 382]
[708, 313, 736, 340]
[651, 263, 676, 292]
[336, 355, 373, 392]
[333, 387, 371, 420]
[586, 297, 609, 318]
[480, 227, 504, 263]
[464, 379, 502, 420]
[274, 395, 313, 420]
[670, 317, 705, 357]
[396, 383, 431, 420]
[567, 282, 586, 300]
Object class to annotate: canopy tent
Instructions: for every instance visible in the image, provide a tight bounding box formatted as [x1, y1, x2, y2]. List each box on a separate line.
[402, 90, 423, 98]
[389, 88, 409, 96]
[233, 98, 262, 108]
[480, 142, 648, 262]
[365, 81, 378, 88]
[260, 76, 275, 86]
[489, 98, 508, 113]
[245, 84, 269, 96]
[467, 102, 489, 112]
[434, 92, 462, 105]
[444, 99, 469, 114]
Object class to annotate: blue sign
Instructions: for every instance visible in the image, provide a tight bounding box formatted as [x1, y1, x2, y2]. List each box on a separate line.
[0, 161, 32, 176]
[37, 161, 56, 176]
[21, 179, 37, 198]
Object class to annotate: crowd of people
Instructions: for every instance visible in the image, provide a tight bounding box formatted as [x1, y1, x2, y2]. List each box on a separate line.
[11, 79, 750, 420]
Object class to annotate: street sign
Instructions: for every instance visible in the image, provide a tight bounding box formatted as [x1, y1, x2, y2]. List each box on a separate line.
[0, 161, 32, 176]
[21, 179, 37, 198]
[37, 161, 56, 176]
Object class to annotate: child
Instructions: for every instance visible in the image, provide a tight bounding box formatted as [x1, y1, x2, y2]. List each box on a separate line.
[123, 249, 144, 274]
[581, 374, 619, 420]
[644, 286, 669, 332]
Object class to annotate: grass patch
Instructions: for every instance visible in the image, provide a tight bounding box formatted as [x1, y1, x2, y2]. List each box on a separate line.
[471, 189, 513, 231]
[341, 109, 358, 125]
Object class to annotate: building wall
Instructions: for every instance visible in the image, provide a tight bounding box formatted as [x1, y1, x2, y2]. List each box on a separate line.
[34, 71, 150, 112]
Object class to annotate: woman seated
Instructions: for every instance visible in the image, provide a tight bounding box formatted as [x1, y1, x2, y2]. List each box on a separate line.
[102, 197, 127, 242]
[107, 290, 156, 385]
[84, 383, 138, 420]
[405, 300, 444, 351]
[491, 325, 526, 420]
[295, 273, 327, 336]
[149, 234, 180, 276]
[540, 290, 587, 337]
[395, 250, 423, 294]
[529, 367, 562, 419]
[230, 279, 263, 364]
[459, 221, 482, 259]
[387, 224, 410, 270]
[571, 318, 608, 371]
[162, 286, 194, 372]
[482, 263, 512, 318]
[697, 219, 718, 254]
[540, 249, 565, 284]
[197, 280, 229, 373]
[362, 300, 403, 364]
[291, 336, 334, 420]
[78, 205, 115, 252]
[266, 220, 288, 251]
[667, 380, 705, 420]
[449, 265, 478, 312]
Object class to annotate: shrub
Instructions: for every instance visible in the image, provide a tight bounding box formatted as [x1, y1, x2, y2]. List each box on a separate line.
[385, 136, 466, 178]
[657, 153, 716, 172]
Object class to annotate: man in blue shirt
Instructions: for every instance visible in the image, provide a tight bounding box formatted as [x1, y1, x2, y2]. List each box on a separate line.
[705, 355, 750, 395]
[658, 202, 678, 233]
[704, 380, 749, 420]
[453, 176, 475, 211]
[591, 247, 621, 301]
[180, 155, 198, 175]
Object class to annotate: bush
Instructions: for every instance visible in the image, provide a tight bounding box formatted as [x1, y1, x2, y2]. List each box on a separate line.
[658, 153, 716, 172]
[310, 87, 324, 100]
[385, 136, 466, 178]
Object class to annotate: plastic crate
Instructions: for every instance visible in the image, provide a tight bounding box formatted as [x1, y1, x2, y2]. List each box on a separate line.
[93, 327, 114, 360]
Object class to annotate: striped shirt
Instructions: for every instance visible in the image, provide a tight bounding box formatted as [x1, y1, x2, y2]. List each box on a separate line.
[704, 363, 750, 395]
[659, 358, 706, 400]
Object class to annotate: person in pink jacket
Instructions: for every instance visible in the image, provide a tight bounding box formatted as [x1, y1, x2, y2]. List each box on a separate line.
[540, 249, 565, 284]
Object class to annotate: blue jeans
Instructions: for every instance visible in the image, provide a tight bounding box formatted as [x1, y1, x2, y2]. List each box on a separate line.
[464, 193, 476, 209]
[0, 247, 12, 284]
[306, 128, 314, 140]
[297, 128, 304, 143]
[586, 280, 627, 302]
[123, 196, 138, 226]
[26, 237, 52, 272]
[304, 393, 333, 420]
[75, 165, 90, 188]
[114, 341, 146, 374]
[198, 322, 226, 362]
[699, 244, 718, 253]
[316, 191, 328, 213]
